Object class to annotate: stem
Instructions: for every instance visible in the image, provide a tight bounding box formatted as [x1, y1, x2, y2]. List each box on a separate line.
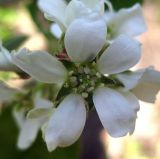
[80, 110, 108, 159]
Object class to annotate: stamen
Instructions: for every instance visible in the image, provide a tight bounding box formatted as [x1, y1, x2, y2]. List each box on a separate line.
[84, 67, 90, 74]
[87, 87, 94, 92]
[65, 64, 104, 95]
[82, 92, 89, 98]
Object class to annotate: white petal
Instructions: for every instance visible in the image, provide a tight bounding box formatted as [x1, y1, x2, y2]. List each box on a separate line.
[0, 44, 19, 71]
[137, 67, 160, 83]
[13, 108, 42, 150]
[65, 14, 106, 63]
[97, 35, 141, 74]
[116, 89, 140, 134]
[17, 119, 41, 150]
[107, 4, 147, 38]
[11, 49, 67, 84]
[45, 94, 86, 152]
[117, 89, 140, 113]
[27, 95, 53, 119]
[104, 11, 114, 23]
[38, 0, 67, 30]
[132, 67, 160, 103]
[133, 84, 159, 103]
[64, 0, 90, 27]
[27, 108, 53, 119]
[13, 109, 47, 150]
[93, 87, 137, 137]
[50, 23, 63, 39]
[0, 81, 18, 102]
[116, 69, 145, 90]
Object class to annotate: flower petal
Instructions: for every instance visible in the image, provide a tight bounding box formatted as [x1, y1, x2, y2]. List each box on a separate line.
[116, 69, 145, 90]
[132, 67, 160, 103]
[44, 94, 86, 152]
[97, 35, 141, 74]
[107, 4, 147, 38]
[27, 95, 53, 119]
[17, 119, 41, 150]
[11, 49, 67, 84]
[14, 109, 42, 150]
[118, 89, 140, 113]
[64, 0, 90, 26]
[27, 108, 53, 119]
[65, 14, 106, 63]
[0, 44, 19, 71]
[93, 87, 137, 137]
[116, 89, 140, 134]
[38, 0, 67, 30]
[50, 23, 63, 39]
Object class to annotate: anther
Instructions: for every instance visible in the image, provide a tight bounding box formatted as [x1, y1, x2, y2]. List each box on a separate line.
[78, 67, 84, 74]
[82, 92, 89, 98]
[84, 67, 90, 74]
[87, 87, 94, 92]
[96, 72, 101, 78]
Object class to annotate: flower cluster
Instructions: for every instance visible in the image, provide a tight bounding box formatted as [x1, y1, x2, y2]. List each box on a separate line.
[0, 0, 160, 152]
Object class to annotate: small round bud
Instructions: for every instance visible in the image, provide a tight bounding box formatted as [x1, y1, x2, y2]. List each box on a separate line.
[96, 72, 101, 78]
[87, 87, 94, 92]
[82, 92, 88, 98]
[84, 67, 90, 74]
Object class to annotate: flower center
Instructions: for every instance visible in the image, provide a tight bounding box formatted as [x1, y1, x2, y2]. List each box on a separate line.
[64, 63, 102, 98]
[58, 62, 124, 102]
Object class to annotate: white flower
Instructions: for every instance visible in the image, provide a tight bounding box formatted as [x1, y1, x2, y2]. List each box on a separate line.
[38, 0, 114, 39]
[11, 31, 141, 151]
[38, 0, 105, 32]
[105, 4, 147, 39]
[39, 1, 147, 46]
[4, 0, 150, 153]
[11, 35, 140, 79]
[44, 86, 140, 152]
[44, 35, 141, 151]
[13, 93, 53, 150]
[116, 66, 160, 103]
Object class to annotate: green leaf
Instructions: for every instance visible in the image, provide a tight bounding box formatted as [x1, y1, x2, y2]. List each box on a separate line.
[3, 35, 28, 51]
[110, 0, 144, 11]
